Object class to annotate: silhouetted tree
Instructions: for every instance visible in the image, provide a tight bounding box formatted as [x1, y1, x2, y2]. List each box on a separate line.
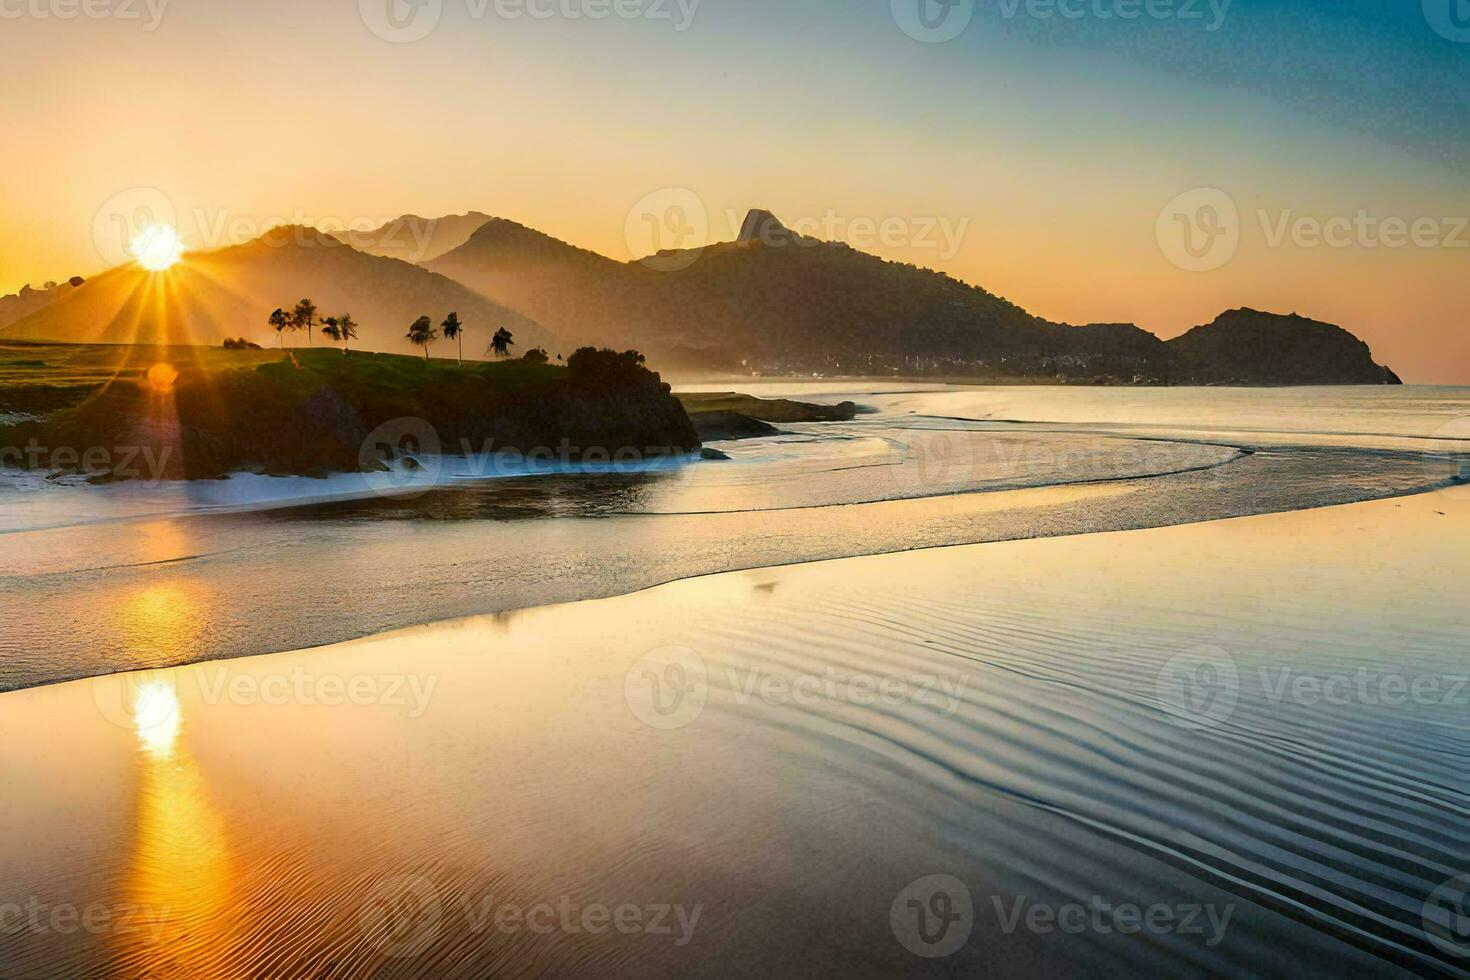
[292, 298, 318, 347]
[490, 326, 515, 359]
[337, 313, 358, 352]
[522, 348, 549, 365]
[321, 317, 341, 345]
[442, 312, 464, 365]
[268, 308, 290, 348]
[567, 348, 649, 388]
[406, 315, 437, 360]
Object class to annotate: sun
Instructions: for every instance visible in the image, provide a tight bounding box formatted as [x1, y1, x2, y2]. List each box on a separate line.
[130, 223, 184, 271]
[146, 362, 179, 392]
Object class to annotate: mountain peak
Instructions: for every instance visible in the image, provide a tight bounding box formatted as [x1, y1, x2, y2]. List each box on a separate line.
[738, 209, 789, 243]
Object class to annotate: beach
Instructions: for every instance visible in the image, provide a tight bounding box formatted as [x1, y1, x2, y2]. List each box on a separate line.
[1, 485, 1467, 977]
[2, 385, 1464, 692]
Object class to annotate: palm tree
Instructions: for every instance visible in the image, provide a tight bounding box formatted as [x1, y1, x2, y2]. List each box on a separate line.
[406, 315, 437, 360]
[268, 308, 290, 348]
[441, 312, 464, 365]
[490, 326, 515, 359]
[292, 298, 318, 347]
[337, 313, 358, 352]
[321, 317, 342, 346]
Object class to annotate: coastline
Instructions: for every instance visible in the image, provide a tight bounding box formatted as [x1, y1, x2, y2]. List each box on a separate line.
[0, 430, 1458, 694]
[2, 488, 1465, 977]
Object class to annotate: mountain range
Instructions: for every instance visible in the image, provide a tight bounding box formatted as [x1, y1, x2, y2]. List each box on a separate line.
[0, 227, 551, 356]
[352, 211, 494, 264]
[0, 209, 1401, 384]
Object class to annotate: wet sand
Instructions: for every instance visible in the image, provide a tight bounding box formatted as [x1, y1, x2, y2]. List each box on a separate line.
[2, 490, 1466, 977]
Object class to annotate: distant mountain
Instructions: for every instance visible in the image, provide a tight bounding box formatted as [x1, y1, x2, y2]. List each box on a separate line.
[352, 212, 493, 264]
[638, 209, 1400, 384]
[642, 210, 1185, 379]
[0, 277, 85, 330]
[0, 227, 554, 356]
[429, 209, 1232, 380]
[426, 218, 754, 369]
[1167, 309, 1401, 385]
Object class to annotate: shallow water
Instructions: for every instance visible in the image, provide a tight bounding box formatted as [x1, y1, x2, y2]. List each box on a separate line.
[1, 387, 1465, 691]
[2, 384, 1468, 977]
[0, 491, 1465, 977]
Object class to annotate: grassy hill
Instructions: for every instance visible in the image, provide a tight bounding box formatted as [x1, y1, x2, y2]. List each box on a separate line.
[0, 345, 698, 480]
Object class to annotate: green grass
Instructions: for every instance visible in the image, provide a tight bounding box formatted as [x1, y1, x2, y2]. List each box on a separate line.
[1, 343, 694, 480]
[0, 342, 561, 416]
[0, 341, 284, 413]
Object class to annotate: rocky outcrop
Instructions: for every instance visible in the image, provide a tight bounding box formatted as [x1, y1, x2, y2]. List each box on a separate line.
[1168, 309, 1401, 385]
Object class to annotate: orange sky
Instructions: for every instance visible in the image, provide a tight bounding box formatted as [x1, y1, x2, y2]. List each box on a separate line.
[2, 2, 1465, 381]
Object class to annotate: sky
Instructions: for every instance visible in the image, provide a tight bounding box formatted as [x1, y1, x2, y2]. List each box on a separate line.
[1, 0, 1467, 380]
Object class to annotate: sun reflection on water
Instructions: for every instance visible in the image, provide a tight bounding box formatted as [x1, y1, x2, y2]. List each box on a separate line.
[117, 672, 240, 977]
[133, 681, 181, 757]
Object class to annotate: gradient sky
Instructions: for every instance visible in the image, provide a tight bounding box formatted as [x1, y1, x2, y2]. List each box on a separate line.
[2, 0, 1466, 380]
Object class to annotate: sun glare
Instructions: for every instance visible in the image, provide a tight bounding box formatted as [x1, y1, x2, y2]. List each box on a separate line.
[131, 223, 184, 271]
[147, 363, 179, 392]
